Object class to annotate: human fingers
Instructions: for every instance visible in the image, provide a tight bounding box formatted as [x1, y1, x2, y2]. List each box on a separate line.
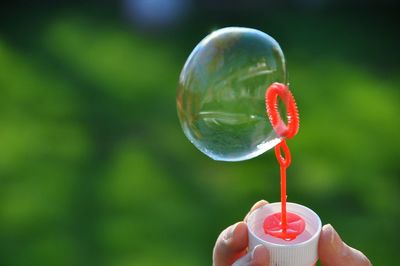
[244, 200, 269, 222]
[318, 224, 372, 266]
[213, 222, 248, 266]
[232, 244, 269, 266]
[249, 245, 269, 266]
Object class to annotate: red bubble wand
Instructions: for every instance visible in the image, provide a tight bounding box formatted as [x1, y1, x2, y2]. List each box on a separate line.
[264, 82, 304, 241]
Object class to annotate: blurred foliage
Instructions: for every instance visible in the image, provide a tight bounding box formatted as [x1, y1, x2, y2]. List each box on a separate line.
[0, 2, 399, 266]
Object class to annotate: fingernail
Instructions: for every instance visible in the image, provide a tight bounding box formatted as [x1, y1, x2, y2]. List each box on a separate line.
[256, 199, 268, 205]
[224, 223, 238, 241]
[324, 224, 343, 253]
[251, 200, 268, 210]
[245, 200, 269, 222]
[251, 244, 264, 260]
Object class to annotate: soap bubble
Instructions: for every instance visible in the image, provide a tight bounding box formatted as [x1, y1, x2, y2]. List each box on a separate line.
[177, 27, 287, 161]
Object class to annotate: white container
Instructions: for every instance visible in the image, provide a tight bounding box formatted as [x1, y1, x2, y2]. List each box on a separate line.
[233, 202, 321, 266]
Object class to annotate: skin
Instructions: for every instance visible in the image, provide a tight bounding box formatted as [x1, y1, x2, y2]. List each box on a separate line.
[213, 200, 372, 266]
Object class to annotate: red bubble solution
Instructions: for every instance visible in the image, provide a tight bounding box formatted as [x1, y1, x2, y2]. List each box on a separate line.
[264, 83, 304, 241]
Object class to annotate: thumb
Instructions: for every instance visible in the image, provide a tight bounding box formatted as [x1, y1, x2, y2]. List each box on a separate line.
[213, 222, 248, 266]
[318, 224, 372, 266]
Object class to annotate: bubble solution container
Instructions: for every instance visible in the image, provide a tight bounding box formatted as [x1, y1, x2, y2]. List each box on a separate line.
[234, 202, 321, 266]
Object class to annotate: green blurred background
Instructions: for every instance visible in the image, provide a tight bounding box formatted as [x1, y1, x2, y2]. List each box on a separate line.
[0, 1, 399, 265]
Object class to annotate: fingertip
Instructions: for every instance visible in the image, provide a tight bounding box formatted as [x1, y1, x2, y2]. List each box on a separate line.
[319, 223, 342, 264]
[214, 222, 249, 266]
[245, 200, 269, 221]
[320, 224, 338, 246]
[319, 224, 371, 266]
[223, 222, 239, 242]
[220, 222, 248, 253]
[227, 222, 248, 248]
[250, 200, 269, 212]
[250, 245, 269, 266]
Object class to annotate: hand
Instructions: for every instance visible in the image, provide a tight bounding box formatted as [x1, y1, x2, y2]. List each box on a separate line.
[318, 223, 372, 266]
[212, 200, 269, 266]
[213, 200, 372, 266]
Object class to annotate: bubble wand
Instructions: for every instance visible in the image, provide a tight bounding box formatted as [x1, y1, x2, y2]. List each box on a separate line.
[264, 82, 303, 241]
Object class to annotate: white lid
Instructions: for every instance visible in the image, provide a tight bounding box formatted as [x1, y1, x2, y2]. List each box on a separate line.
[234, 202, 321, 266]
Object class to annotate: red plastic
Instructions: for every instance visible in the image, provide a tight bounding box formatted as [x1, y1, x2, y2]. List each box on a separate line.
[276, 140, 290, 232]
[264, 83, 303, 241]
[265, 82, 299, 139]
[263, 211, 305, 241]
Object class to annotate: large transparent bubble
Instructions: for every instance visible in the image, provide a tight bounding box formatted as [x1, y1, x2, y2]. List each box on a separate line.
[177, 27, 287, 161]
